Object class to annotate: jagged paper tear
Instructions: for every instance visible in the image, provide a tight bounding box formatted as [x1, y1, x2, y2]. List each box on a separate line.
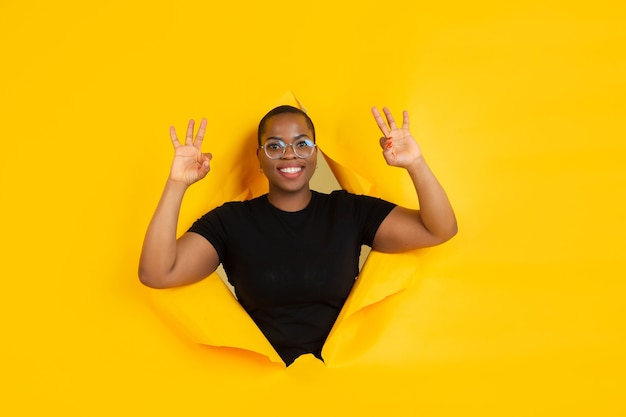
[148, 92, 419, 366]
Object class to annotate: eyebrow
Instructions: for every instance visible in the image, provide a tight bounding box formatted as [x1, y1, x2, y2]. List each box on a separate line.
[265, 134, 311, 142]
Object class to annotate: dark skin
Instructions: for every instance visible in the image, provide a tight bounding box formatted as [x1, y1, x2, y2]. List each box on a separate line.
[139, 108, 457, 289]
[257, 113, 318, 212]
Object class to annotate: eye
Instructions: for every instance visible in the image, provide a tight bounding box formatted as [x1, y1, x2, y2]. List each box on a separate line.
[266, 141, 284, 151]
[295, 139, 313, 148]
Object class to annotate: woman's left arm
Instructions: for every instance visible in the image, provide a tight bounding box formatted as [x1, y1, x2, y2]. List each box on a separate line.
[371, 107, 457, 253]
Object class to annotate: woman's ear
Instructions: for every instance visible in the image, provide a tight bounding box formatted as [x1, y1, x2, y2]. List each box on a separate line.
[256, 149, 263, 172]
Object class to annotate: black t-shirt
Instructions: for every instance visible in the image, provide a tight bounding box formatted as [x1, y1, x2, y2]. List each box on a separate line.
[188, 190, 396, 365]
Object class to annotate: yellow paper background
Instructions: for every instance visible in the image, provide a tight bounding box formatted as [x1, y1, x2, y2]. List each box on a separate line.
[1, 1, 625, 415]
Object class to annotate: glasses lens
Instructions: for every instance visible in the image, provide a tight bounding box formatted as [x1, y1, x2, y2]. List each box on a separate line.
[264, 140, 285, 159]
[262, 139, 315, 159]
[293, 139, 315, 158]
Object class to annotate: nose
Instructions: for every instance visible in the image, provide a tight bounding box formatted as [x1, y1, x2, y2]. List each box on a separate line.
[281, 143, 297, 159]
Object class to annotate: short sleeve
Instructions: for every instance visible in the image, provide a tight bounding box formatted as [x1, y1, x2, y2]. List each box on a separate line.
[187, 208, 229, 262]
[330, 190, 396, 247]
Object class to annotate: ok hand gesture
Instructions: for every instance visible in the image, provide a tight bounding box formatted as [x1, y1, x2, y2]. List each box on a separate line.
[169, 118, 212, 186]
[371, 107, 423, 170]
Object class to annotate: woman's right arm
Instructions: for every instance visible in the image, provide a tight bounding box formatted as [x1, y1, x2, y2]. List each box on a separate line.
[138, 119, 220, 289]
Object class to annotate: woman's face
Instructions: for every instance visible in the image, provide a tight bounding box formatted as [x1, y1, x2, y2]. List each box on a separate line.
[258, 112, 317, 195]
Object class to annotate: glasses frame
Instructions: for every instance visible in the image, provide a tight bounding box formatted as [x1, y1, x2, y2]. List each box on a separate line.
[259, 138, 317, 160]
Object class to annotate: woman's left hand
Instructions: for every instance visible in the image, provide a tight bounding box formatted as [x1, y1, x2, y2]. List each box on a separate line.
[371, 107, 423, 169]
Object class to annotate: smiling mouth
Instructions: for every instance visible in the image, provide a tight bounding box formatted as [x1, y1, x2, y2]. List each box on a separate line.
[279, 167, 302, 174]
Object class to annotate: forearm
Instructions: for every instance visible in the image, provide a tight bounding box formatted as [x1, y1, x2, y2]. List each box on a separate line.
[406, 157, 457, 241]
[138, 178, 189, 286]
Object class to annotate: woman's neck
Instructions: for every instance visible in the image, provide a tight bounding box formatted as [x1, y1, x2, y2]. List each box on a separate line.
[267, 187, 312, 212]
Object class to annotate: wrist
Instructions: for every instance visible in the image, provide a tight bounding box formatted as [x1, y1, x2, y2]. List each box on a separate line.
[165, 177, 191, 193]
[405, 155, 427, 173]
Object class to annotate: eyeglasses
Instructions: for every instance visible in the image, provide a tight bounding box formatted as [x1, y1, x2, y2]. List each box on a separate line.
[259, 138, 316, 159]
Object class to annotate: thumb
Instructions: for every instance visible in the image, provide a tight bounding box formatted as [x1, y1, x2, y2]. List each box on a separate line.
[199, 153, 212, 175]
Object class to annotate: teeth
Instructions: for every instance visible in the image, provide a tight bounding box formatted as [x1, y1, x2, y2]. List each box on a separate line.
[280, 167, 302, 174]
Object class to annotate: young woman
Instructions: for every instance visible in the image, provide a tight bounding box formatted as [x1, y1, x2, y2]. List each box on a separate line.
[139, 105, 457, 365]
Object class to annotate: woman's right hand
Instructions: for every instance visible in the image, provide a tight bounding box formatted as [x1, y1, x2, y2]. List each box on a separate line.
[169, 118, 212, 186]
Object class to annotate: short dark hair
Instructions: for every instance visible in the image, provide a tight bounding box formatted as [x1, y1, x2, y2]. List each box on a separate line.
[257, 105, 315, 145]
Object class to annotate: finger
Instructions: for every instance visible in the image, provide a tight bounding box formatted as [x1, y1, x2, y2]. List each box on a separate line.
[383, 107, 398, 131]
[185, 119, 195, 146]
[201, 154, 211, 169]
[194, 118, 207, 149]
[371, 107, 390, 137]
[199, 153, 212, 176]
[199, 152, 212, 165]
[379, 136, 393, 149]
[402, 110, 409, 129]
[169, 126, 180, 148]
